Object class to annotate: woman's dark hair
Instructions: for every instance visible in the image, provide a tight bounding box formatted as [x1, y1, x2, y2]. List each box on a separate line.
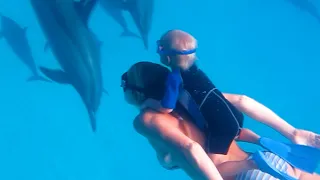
[124, 61, 170, 104]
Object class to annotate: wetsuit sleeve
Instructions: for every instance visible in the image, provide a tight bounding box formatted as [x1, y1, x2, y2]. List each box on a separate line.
[161, 69, 182, 109]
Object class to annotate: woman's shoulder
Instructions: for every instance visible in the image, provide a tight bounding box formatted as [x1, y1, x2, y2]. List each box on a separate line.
[133, 109, 181, 140]
[134, 109, 180, 130]
[133, 109, 155, 127]
[133, 109, 162, 131]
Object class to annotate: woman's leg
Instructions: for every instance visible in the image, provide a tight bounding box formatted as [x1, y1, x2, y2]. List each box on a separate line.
[223, 93, 320, 148]
[236, 128, 261, 144]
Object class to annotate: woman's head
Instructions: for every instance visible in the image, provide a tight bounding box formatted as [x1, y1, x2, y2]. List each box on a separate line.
[157, 29, 198, 70]
[121, 61, 170, 106]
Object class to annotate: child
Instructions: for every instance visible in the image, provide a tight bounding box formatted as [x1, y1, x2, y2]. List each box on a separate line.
[142, 29, 245, 154]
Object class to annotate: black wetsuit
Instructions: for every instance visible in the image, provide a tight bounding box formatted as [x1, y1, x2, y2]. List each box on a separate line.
[180, 64, 244, 154]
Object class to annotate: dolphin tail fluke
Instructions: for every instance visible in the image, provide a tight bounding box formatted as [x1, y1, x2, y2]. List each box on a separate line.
[88, 111, 97, 132]
[120, 30, 141, 39]
[27, 75, 51, 82]
[103, 88, 109, 95]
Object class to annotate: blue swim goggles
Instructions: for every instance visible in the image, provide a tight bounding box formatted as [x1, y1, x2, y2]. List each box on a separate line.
[121, 72, 152, 95]
[156, 40, 196, 55]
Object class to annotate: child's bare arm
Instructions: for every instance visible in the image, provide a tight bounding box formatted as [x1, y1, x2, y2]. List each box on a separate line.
[223, 94, 320, 149]
[223, 93, 296, 140]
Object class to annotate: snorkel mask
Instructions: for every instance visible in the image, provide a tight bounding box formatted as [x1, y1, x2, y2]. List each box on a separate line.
[121, 72, 146, 94]
[156, 40, 197, 56]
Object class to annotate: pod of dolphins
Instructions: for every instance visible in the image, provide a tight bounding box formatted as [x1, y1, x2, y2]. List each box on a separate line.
[0, 0, 319, 132]
[0, 0, 153, 132]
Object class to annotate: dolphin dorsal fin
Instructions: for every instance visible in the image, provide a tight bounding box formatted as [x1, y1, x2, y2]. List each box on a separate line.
[73, 0, 97, 26]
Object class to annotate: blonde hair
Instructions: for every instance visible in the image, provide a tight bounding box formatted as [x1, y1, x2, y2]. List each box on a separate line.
[125, 61, 170, 105]
[160, 29, 198, 70]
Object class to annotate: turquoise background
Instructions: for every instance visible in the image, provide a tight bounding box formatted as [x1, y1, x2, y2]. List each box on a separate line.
[0, 0, 319, 179]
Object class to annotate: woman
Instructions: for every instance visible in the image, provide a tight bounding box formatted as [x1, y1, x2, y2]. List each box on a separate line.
[121, 61, 320, 179]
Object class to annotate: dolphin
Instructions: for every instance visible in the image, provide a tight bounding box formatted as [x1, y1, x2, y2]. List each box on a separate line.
[43, 1, 103, 52]
[285, 0, 320, 24]
[30, 0, 105, 132]
[122, 0, 154, 49]
[43, 30, 103, 52]
[99, 0, 140, 38]
[0, 14, 49, 82]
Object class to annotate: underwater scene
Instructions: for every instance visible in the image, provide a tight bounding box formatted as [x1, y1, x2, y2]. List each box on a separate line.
[0, 0, 319, 179]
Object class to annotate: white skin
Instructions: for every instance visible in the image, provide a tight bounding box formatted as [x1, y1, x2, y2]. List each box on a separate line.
[125, 89, 223, 179]
[128, 93, 319, 179]
[133, 109, 224, 179]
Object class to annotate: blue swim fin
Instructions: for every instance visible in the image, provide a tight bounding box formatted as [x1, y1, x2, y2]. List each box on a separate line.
[259, 137, 320, 173]
[252, 151, 297, 180]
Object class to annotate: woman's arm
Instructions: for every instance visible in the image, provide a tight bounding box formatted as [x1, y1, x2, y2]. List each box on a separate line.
[134, 114, 223, 180]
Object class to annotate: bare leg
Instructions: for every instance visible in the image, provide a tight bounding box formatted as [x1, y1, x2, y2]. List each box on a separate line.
[223, 93, 320, 148]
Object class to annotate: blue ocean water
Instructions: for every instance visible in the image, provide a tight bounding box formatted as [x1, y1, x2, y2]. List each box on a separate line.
[0, 0, 319, 179]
